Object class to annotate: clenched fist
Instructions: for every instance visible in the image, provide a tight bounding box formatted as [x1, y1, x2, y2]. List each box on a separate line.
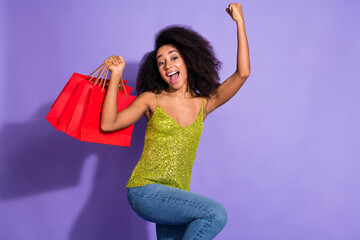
[226, 3, 244, 23]
[104, 55, 126, 75]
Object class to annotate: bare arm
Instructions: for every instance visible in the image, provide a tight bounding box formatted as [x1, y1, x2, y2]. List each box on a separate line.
[100, 55, 149, 131]
[205, 3, 250, 116]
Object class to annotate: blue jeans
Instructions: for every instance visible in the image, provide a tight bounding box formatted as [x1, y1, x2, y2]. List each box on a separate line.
[126, 183, 227, 240]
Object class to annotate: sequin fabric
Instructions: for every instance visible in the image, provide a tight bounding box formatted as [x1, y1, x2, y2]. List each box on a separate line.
[126, 94, 203, 191]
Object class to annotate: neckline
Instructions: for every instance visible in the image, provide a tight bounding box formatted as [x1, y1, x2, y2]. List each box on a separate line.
[155, 104, 203, 128]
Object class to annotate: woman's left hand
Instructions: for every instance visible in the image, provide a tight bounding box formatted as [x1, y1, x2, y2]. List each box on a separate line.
[226, 3, 244, 23]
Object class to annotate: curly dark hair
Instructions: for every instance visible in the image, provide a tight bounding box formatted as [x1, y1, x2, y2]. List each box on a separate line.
[136, 25, 221, 97]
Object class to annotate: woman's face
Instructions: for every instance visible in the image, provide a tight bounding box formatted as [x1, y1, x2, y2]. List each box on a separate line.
[156, 44, 188, 91]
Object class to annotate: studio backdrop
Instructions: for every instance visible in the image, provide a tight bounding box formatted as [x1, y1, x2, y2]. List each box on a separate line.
[0, 0, 359, 239]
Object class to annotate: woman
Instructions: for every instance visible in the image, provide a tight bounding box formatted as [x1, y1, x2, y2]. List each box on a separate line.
[101, 3, 250, 239]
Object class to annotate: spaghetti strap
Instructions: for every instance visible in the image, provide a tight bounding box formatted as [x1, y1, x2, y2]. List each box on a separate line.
[155, 93, 159, 106]
[201, 97, 204, 109]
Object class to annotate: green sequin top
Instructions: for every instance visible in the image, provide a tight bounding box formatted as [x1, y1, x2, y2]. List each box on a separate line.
[126, 94, 203, 191]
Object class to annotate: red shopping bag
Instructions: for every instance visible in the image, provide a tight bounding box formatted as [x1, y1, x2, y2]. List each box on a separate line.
[65, 78, 135, 146]
[46, 64, 137, 147]
[46, 71, 129, 130]
[57, 73, 132, 133]
[57, 77, 92, 132]
[46, 72, 85, 129]
[74, 86, 136, 146]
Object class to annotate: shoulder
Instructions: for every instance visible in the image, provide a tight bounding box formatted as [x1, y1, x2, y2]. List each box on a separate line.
[134, 91, 157, 105]
[138, 91, 155, 100]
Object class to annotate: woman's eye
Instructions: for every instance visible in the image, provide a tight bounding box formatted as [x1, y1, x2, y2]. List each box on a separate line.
[158, 62, 164, 66]
[171, 56, 178, 61]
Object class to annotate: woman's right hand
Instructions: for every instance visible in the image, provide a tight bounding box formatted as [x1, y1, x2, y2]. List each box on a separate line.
[104, 55, 126, 75]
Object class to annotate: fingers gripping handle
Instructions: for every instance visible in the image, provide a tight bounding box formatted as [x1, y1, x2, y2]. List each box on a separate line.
[87, 64, 128, 97]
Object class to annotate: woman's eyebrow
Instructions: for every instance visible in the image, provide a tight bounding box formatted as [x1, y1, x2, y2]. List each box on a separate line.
[156, 50, 178, 60]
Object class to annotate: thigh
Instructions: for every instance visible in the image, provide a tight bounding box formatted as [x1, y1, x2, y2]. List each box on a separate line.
[126, 183, 224, 225]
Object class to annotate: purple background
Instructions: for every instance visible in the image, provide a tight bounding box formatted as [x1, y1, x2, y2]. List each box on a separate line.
[1, 0, 359, 239]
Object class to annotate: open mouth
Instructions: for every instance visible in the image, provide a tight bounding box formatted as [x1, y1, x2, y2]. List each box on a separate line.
[168, 71, 180, 84]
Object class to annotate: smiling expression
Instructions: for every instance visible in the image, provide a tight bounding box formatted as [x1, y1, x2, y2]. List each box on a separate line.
[156, 44, 188, 91]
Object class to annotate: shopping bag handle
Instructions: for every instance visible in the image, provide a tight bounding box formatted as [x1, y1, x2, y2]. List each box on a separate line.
[87, 64, 128, 97]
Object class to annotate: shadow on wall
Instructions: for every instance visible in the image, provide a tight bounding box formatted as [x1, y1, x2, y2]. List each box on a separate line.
[0, 63, 150, 239]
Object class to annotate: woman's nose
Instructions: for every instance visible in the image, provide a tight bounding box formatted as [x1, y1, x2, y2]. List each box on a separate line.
[165, 60, 172, 69]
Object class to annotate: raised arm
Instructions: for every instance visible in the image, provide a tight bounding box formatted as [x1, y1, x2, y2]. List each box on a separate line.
[100, 55, 149, 131]
[205, 3, 250, 116]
